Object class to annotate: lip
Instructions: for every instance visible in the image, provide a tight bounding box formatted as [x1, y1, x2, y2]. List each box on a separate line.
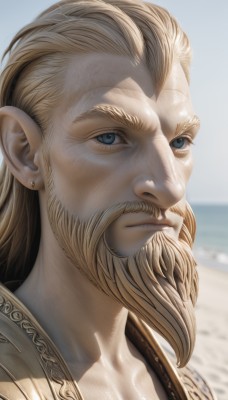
[126, 218, 174, 228]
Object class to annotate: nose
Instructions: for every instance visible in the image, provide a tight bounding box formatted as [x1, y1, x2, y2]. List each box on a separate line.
[133, 137, 186, 209]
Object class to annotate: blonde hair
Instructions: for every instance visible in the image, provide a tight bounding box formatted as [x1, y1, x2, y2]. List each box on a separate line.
[0, 0, 191, 285]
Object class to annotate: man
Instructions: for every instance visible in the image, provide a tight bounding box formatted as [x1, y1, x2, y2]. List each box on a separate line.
[0, 1, 214, 399]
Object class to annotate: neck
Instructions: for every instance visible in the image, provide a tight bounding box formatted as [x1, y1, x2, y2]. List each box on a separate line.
[15, 233, 130, 371]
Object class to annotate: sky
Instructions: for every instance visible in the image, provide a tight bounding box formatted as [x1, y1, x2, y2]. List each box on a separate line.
[0, 1, 227, 204]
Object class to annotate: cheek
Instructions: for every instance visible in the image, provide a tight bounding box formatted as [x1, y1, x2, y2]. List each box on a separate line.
[48, 143, 130, 218]
[179, 155, 193, 183]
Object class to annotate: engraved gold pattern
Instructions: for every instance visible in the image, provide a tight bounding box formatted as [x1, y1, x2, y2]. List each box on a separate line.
[0, 286, 216, 400]
[0, 333, 8, 344]
[0, 289, 83, 400]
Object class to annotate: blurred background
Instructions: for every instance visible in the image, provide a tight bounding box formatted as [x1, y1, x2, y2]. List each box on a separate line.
[0, 0, 228, 269]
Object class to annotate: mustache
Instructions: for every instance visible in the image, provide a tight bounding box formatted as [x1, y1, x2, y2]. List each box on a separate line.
[101, 200, 186, 219]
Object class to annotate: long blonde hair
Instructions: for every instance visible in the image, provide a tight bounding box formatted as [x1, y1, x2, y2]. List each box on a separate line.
[0, 0, 191, 285]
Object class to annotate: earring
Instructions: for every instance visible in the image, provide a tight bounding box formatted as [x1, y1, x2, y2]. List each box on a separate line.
[30, 180, 35, 189]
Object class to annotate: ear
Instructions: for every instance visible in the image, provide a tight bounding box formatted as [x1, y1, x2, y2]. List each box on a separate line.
[0, 106, 44, 190]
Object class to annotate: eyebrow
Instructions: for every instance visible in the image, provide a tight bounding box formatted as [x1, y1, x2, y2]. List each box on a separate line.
[73, 104, 200, 136]
[174, 115, 201, 137]
[73, 105, 144, 131]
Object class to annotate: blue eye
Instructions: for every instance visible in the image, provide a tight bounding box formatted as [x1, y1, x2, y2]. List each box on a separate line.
[96, 133, 117, 145]
[171, 137, 189, 149]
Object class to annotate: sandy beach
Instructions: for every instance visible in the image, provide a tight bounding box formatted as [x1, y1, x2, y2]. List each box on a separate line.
[155, 263, 228, 399]
[189, 264, 228, 400]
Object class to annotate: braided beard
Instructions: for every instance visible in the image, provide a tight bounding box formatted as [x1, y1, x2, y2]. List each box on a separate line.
[46, 172, 198, 367]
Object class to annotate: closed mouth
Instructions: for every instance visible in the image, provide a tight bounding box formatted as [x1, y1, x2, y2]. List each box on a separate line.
[126, 218, 174, 228]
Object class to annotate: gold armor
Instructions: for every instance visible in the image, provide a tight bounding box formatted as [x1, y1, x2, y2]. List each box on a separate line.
[0, 285, 215, 400]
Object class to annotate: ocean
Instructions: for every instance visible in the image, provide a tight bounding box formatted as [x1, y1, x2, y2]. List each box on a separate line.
[191, 204, 228, 271]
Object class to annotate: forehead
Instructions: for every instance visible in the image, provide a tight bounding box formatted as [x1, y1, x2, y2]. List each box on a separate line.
[62, 53, 154, 107]
[54, 53, 193, 131]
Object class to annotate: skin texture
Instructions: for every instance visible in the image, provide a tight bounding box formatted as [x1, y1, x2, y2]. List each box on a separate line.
[0, 53, 199, 399]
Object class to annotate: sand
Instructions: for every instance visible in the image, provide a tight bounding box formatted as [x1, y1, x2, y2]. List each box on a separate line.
[155, 263, 228, 399]
[189, 264, 228, 400]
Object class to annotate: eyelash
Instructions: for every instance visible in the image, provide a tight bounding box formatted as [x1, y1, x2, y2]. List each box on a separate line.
[170, 134, 194, 151]
[94, 130, 127, 150]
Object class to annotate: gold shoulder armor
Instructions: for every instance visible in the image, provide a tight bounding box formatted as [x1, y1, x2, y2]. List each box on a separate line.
[0, 285, 216, 400]
[0, 284, 83, 400]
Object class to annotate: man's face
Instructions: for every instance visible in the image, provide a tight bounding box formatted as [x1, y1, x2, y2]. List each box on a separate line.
[44, 53, 199, 256]
[42, 53, 199, 366]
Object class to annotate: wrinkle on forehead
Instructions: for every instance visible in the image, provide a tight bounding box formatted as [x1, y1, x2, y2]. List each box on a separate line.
[63, 55, 189, 109]
[62, 53, 155, 105]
